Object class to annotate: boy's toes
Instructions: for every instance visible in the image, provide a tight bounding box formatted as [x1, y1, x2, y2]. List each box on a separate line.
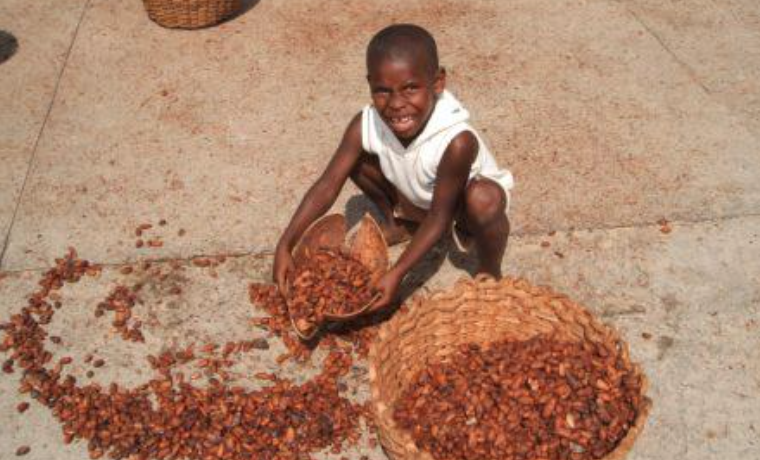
[382, 226, 411, 246]
[382, 219, 417, 246]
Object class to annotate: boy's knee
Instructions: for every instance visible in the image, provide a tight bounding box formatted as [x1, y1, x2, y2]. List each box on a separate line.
[464, 179, 506, 227]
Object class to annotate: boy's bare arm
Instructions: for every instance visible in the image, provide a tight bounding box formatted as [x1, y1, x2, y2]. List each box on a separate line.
[373, 131, 478, 308]
[274, 113, 364, 289]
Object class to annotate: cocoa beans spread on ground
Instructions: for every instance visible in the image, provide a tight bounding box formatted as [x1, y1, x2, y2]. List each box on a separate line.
[0, 249, 373, 460]
[393, 336, 644, 460]
[95, 285, 144, 343]
[287, 249, 376, 331]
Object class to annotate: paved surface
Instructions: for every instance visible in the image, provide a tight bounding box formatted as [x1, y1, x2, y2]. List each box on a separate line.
[1, 0, 759, 458]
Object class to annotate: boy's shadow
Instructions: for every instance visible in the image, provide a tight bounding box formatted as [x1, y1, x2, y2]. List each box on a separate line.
[344, 194, 479, 305]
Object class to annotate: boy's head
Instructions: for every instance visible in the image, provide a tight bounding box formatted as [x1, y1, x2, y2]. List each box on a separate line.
[366, 24, 446, 144]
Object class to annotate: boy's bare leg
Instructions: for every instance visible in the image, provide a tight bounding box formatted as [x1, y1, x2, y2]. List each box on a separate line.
[349, 153, 419, 245]
[458, 178, 510, 278]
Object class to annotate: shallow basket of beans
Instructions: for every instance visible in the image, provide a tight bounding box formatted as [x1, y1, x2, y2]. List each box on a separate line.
[285, 213, 388, 340]
[369, 275, 651, 460]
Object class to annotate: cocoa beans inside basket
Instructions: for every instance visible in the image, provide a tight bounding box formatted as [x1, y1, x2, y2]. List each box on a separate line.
[393, 336, 645, 460]
[249, 283, 379, 361]
[288, 249, 377, 331]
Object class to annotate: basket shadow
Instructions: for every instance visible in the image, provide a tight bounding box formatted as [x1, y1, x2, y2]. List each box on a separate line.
[229, 0, 263, 21]
[0, 30, 19, 65]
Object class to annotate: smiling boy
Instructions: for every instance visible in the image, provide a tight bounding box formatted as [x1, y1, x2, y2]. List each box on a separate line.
[274, 24, 514, 311]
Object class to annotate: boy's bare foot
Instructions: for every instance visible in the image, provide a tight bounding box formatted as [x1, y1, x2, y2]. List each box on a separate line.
[381, 218, 418, 246]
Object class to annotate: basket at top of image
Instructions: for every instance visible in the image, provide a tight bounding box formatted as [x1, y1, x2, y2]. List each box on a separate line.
[142, 0, 243, 29]
[368, 275, 651, 460]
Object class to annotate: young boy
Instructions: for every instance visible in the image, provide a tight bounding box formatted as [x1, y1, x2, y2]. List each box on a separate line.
[274, 24, 514, 311]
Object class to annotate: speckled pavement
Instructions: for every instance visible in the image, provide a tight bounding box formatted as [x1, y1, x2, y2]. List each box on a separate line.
[1, 0, 759, 459]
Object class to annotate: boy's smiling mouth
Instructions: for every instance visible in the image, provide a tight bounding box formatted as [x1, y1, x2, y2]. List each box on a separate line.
[387, 115, 416, 135]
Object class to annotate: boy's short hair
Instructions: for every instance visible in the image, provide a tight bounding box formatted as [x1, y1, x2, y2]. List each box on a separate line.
[366, 24, 439, 77]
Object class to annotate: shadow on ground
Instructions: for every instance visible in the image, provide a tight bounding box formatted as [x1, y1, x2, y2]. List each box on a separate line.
[229, 0, 262, 22]
[345, 193, 481, 303]
[0, 30, 19, 65]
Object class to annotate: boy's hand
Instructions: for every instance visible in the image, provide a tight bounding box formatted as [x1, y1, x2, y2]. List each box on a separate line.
[273, 245, 295, 296]
[369, 269, 403, 313]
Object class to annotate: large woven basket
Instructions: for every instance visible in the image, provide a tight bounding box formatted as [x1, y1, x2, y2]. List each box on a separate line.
[369, 275, 651, 460]
[142, 0, 242, 29]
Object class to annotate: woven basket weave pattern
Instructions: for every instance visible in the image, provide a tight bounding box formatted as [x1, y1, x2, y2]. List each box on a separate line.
[369, 276, 650, 460]
[142, 0, 242, 29]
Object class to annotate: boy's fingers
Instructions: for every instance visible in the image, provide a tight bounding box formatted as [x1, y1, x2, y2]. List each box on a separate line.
[276, 268, 287, 296]
[279, 270, 292, 296]
[370, 292, 389, 312]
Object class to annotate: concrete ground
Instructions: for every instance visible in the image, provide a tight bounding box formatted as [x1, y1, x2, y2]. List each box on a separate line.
[1, 0, 759, 458]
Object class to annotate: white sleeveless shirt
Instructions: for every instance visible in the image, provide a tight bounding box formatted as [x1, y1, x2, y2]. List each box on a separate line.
[360, 90, 514, 210]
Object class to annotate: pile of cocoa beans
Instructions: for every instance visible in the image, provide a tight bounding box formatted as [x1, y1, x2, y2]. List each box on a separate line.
[249, 283, 315, 362]
[287, 249, 376, 331]
[1, 249, 371, 460]
[95, 285, 144, 343]
[393, 336, 644, 460]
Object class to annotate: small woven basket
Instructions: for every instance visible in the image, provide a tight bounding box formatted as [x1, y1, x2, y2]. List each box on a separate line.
[142, 0, 243, 29]
[369, 275, 651, 460]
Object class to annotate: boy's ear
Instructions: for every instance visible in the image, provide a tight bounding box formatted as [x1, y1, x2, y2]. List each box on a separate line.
[434, 67, 447, 96]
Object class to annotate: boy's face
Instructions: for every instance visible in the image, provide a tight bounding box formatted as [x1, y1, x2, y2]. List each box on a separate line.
[367, 57, 445, 144]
